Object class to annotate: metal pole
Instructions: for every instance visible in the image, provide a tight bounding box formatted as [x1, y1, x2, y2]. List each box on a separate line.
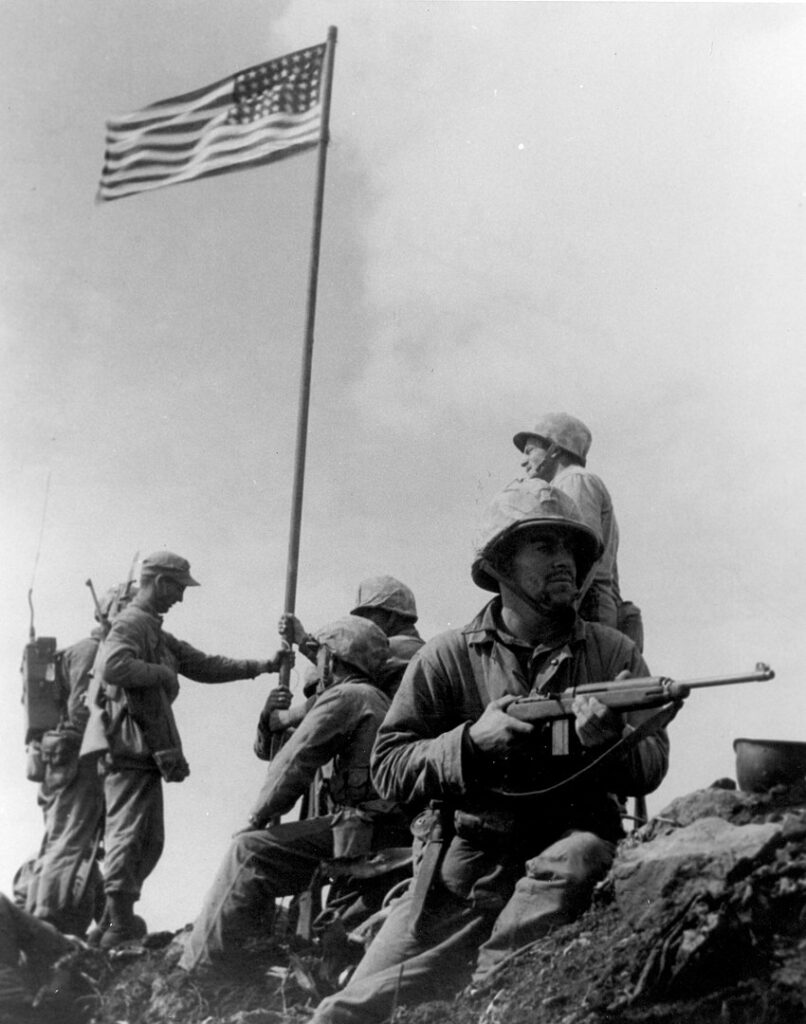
[277, 25, 338, 696]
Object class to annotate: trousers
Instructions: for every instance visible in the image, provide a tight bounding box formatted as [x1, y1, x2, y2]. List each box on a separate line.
[180, 815, 338, 971]
[103, 766, 164, 897]
[28, 758, 104, 932]
[311, 830, 614, 1024]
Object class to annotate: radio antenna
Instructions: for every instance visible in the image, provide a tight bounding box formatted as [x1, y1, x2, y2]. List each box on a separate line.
[27, 471, 51, 640]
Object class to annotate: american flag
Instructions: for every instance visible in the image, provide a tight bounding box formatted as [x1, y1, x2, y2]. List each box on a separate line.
[98, 42, 327, 201]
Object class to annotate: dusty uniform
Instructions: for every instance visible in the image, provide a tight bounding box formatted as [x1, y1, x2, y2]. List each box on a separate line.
[550, 464, 621, 628]
[94, 599, 265, 899]
[312, 602, 669, 1024]
[180, 674, 408, 972]
[27, 632, 104, 932]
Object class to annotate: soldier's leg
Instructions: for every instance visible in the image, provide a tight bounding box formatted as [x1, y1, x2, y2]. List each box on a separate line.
[103, 767, 164, 898]
[100, 767, 163, 945]
[473, 830, 615, 981]
[179, 815, 335, 972]
[311, 891, 487, 1024]
[32, 760, 104, 932]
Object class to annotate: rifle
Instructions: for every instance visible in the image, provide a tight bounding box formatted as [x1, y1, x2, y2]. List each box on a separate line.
[493, 663, 774, 799]
[507, 663, 774, 727]
[85, 578, 110, 633]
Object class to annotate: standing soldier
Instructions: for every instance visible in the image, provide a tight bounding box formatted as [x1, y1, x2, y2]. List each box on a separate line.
[26, 582, 135, 936]
[84, 551, 285, 949]
[311, 480, 670, 1023]
[513, 412, 633, 636]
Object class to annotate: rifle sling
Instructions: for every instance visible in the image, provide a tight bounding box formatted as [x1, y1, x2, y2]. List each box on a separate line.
[489, 700, 679, 798]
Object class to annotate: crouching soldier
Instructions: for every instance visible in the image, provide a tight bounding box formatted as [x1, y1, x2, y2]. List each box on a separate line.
[178, 616, 410, 975]
[80, 551, 285, 949]
[311, 480, 671, 1024]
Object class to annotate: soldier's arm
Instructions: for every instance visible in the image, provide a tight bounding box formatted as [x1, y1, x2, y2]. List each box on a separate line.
[371, 639, 476, 807]
[165, 634, 265, 683]
[249, 687, 357, 825]
[101, 619, 175, 691]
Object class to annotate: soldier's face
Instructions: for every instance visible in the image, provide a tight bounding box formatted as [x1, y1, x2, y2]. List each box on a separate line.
[509, 528, 578, 608]
[155, 576, 186, 613]
[521, 438, 555, 481]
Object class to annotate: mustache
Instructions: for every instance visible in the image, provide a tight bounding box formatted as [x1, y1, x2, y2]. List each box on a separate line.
[547, 569, 575, 583]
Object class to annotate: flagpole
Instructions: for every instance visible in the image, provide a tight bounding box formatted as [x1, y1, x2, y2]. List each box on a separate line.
[277, 25, 338, 694]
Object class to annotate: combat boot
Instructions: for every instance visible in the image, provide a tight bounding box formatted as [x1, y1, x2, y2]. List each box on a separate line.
[98, 894, 147, 949]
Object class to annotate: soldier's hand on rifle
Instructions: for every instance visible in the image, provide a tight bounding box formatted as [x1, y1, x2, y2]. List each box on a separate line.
[469, 694, 533, 755]
[572, 694, 624, 747]
[266, 686, 292, 711]
[279, 613, 307, 645]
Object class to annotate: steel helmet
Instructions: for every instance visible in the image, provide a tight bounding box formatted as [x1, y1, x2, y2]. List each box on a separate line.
[513, 413, 592, 466]
[350, 575, 418, 622]
[314, 615, 390, 679]
[97, 581, 138, 622]
[471, 478, 603, 592]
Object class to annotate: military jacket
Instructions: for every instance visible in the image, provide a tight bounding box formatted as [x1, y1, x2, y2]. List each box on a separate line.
[249, 674, 392, 826]
[371, 600, 669, 840]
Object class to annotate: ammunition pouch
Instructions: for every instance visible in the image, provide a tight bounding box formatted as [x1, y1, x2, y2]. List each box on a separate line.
[40, 727, 82, 789]
[153, 747, 191, 783]
[106, 701, 152, 763]
[330, 808, 375, 861]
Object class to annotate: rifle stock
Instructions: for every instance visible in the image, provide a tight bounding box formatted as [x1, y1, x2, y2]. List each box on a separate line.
[507, 663, 774, 724]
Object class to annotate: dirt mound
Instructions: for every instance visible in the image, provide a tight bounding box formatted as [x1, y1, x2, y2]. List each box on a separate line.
[62, 782, 806, 1024]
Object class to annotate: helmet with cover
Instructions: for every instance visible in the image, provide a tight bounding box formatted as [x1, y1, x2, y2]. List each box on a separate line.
[513, 412, 592, 466]
[314, 615, 390, 679]
[97, 581, 138, 623]
[350, 576, 418, 622]
[471, 478, 602, 592]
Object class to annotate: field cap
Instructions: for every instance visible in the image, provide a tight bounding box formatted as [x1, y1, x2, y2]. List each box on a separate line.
[140, 551, 200, 587]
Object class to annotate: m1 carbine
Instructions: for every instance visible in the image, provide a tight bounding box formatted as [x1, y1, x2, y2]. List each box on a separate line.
[506, 663, 774, 726]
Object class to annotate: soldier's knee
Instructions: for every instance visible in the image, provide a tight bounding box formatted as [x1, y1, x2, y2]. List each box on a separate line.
[526, 831, 615, 887]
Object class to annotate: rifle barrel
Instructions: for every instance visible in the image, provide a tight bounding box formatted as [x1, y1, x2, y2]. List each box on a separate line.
[681, 663, 774, 689]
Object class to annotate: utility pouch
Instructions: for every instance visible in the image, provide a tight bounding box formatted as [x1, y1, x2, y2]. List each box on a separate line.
[331, 807, 374, 860]
[41, 727, 82, 789]
[26, 741, 45, 782]
[153, 747, 191, 783]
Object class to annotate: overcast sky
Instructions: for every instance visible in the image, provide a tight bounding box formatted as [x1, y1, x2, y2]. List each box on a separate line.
[2, 1, 805, 933]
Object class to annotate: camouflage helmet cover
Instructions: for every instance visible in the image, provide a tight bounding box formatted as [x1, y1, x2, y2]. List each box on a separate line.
[97, 581, 138, 622]
[350, 575, 418, 621]
[471, 478, 603, 592]
[513, 412, 592, 466]
[314, 615, 390, 678]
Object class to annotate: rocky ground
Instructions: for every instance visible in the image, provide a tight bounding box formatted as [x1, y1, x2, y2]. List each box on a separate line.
[38, 781, 806, 1024]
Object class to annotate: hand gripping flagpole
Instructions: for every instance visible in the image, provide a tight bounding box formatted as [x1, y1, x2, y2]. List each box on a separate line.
[272, 26, 338, 757]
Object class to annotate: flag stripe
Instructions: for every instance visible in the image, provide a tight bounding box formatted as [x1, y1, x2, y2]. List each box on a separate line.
[99, 139, 320, 200]
[100, 112, 322, 188]
[97, 42, 326, 201]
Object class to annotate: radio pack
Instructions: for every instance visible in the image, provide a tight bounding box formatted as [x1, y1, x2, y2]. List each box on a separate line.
[21, 635, 61, 743]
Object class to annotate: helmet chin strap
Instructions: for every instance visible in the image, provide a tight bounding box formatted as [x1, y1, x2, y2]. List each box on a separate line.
[479, 558, 580, 616]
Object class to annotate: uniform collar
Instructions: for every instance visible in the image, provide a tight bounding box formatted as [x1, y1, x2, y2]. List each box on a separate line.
[462, 597, 587, 650]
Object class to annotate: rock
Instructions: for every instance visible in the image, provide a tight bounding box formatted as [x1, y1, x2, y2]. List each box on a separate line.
[656, 787, 757, 828]
[612, 815, 783, 931]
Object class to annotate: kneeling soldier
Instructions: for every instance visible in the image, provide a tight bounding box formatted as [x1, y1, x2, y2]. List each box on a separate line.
[179, 615, 409, 974]
[311, 479, 670, 1023]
